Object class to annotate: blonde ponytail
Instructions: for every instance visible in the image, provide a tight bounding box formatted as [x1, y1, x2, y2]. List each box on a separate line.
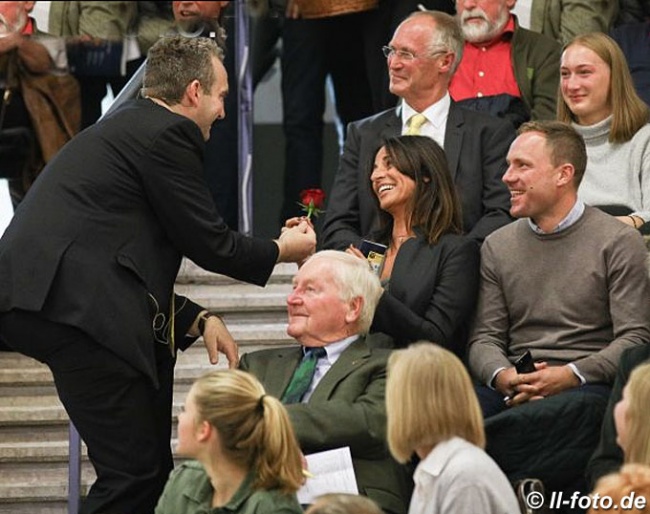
[191, 369, 303, 495]
[254, 394, 304, 493]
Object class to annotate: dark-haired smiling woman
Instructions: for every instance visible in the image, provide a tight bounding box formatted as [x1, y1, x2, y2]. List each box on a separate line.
[347, 135, 480, 356]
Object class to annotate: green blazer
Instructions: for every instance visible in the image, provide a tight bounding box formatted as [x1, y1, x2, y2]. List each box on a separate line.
[240, 337, 412, 514]
[48, 1, 136, 39]
[511, 16, 562, 121]
[530, 0, 618, 45]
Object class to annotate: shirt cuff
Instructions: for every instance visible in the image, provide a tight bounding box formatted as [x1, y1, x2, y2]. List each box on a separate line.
[488, 367, 507, 389]
[568, 363, 587, 385]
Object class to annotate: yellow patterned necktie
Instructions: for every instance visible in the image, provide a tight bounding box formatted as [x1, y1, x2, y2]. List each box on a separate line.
[406, 113, 427, 135]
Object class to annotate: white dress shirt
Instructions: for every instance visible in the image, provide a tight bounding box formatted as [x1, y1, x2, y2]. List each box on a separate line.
[401, 94, 451, 148]
[301, 335, 358, 403]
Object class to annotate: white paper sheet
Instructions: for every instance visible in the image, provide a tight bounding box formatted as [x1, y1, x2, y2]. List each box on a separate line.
[297, 446, 359, 505]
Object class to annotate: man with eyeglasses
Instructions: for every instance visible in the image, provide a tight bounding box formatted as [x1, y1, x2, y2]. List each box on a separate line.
[321, 10, 515, 251]
[451, 0, 561, 126]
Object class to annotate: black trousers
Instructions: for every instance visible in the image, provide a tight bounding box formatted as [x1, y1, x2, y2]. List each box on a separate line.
[0, 310, 175, 514]
[280, 13, 375, 222]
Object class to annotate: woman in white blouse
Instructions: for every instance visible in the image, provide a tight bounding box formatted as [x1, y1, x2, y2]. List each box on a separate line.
[386, 343, 519, 514]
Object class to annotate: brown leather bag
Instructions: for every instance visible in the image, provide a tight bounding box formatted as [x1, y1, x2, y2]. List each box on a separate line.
[294, 0, 378, 18]
[19, 64, 81, 164]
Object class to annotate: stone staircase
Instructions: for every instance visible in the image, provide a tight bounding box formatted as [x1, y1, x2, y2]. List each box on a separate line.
[0, 260, 298, 513]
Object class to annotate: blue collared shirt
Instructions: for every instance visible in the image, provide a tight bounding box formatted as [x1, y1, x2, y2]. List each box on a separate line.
[528, 199, 585, 234]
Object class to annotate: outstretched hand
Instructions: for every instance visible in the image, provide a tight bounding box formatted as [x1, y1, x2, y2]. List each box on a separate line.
[276, 220, 316, 264]
[283, 216, 314, 232]
[201, 315, 239, 368]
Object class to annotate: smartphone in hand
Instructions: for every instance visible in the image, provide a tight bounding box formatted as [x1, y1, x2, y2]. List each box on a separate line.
[359, 240, 387, 276]
[514, 350, 535, 374]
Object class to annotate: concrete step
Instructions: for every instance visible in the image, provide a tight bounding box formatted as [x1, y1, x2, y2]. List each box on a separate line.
[0, 395, 68, 426]
[0, 464, 95, 501]
[0, 503, 70, 514]
[174, 281, 292, 313]
[0, 440, 87, 463]
[176, 259, 297, 286]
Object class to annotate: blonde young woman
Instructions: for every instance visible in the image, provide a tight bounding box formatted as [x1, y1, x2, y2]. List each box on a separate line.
[614, 362, 650, 466]
[558, 32, 650, 230]
[386, 343, 519, 514]
[155, 369, 304, 514]
[589, 464, 650, 514]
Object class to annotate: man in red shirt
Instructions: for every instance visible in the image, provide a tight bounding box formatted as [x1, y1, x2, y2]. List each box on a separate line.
[450, 0, 561, 127]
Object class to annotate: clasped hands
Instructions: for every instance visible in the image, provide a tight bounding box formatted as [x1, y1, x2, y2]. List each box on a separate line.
[279, 217, 317, 266]
[197, 218, 315, 367]
[495, 362, 581, 407]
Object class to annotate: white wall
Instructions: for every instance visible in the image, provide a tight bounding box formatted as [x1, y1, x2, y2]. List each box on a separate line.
[31, 1, 51, 32]
[512, 0, 532, 29]
[0, 181, 13, 237]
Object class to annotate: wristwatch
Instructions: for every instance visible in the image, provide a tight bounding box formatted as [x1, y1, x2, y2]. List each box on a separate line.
[198, 311, 222, 335]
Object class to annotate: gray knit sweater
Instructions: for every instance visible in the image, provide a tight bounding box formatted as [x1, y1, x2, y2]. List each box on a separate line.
[574, 117, 650, 223]
[468, 207, 650, 385]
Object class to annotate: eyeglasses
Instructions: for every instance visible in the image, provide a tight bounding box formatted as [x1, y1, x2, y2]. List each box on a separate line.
[382, 45, 448, 61]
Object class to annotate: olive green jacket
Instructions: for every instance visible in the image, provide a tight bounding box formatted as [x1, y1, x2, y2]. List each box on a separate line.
[48, 1, 136, 39]
[240, 337, 413, 514]
[531, 0, 618, 45]
[155, 462, 303, 514]
[511, 17, 562, 121]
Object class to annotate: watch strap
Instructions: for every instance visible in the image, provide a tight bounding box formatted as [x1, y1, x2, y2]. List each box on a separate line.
[198, 311, 222, 335]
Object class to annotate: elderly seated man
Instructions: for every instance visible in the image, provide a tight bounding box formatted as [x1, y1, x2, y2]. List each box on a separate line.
[468, 120, 650, 492]
[240, 250, 412, 514]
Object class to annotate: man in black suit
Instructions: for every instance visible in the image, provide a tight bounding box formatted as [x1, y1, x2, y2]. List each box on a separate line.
[0, 36, 315, 514]
[321, 10, 515, 250]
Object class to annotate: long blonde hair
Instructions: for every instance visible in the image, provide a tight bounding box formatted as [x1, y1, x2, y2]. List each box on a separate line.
[558, 32, 649, 143]
[589, 464, 650, 514]
[386, 342, 485, 463]
[191, 369, 304, 494]
[623, 362, 650, 466]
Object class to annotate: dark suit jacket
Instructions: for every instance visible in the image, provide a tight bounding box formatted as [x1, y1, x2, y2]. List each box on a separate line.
[586, 344, 650, 487]
[321, 102, 515, 250]
[240, 337, 412, 514]
[0, 99, 279, 386]
[371, 231, 480, 357]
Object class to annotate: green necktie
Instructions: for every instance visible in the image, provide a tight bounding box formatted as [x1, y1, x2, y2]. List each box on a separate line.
[281, 347, 327, 404]
[406, 113, 427, 135]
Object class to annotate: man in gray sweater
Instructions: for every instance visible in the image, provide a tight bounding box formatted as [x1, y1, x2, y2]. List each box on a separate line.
[468, 120, 650, 418]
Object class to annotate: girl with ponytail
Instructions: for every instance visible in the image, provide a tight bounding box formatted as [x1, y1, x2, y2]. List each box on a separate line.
[155, 369, 304, 513]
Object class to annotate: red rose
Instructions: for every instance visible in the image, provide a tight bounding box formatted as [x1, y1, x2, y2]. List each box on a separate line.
[298, 188, 326, 219]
